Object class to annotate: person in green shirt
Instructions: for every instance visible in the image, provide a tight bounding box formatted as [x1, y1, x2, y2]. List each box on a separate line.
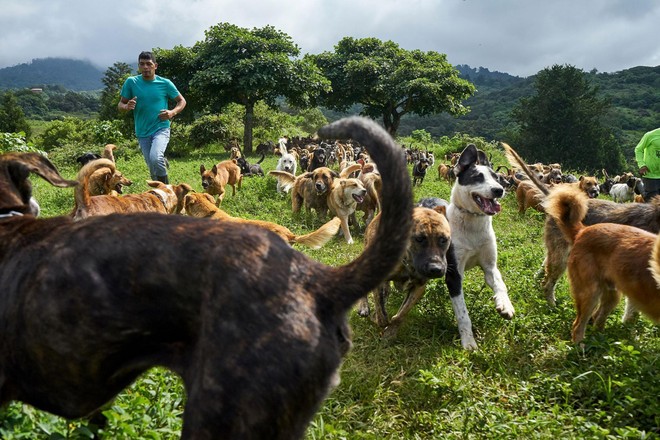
[635, 127, 660, 202]
[118, 51, 186, 184]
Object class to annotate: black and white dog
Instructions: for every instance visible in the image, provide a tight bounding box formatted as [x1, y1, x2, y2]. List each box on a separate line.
[443, 144, 514, 350]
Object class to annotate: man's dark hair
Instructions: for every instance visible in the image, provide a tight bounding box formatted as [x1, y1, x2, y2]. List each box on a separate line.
[138, 51, 156, 63]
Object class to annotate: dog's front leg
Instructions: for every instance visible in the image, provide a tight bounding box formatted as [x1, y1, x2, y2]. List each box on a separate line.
[483, 266, 514, 319]
[383, 282, 426, 338]
[446, 247, 477, 350]
[339, 217, 353, 244]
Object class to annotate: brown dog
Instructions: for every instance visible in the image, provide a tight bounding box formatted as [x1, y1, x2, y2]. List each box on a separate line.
[514, 177, 549, 213]
[184, 192, 341, 249]
[73, 159, 192, 220]
[545, 185, 660, 342]
[271, 166, 338, 219]
[357, 205, 451, 337]
[85, 144, 134, 196]
[200, 159, 242, 205]
[357, 170, 382, 227]
[0, 116, 412, 439]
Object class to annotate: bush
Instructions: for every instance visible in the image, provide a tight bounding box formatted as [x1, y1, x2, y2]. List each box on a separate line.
[0, 132, 45, 155]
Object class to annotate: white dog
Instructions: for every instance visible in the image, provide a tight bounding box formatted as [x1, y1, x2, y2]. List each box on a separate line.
[445, 144, 514, 350]
[610, 178, 642, 203]
[275, 144, 297, 193]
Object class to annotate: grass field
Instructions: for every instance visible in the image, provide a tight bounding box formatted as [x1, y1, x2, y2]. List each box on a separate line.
[1, 143, 659, 439]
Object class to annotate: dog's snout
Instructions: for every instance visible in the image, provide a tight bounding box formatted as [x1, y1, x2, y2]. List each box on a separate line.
[423, 262, 446, 279]
[315, 182, 325, 192]
[492, 187, 504, 198]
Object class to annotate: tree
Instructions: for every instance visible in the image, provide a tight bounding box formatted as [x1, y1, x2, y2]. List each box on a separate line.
[0, 92, 31, 138]
[176, 23, 330, 153]
[511, 64, 625, 172]
[99, 62, 134, 136]
[309, 37, 475, 136]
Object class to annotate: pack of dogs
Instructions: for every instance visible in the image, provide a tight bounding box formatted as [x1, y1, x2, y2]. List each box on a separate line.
[2, 120, 659, 437]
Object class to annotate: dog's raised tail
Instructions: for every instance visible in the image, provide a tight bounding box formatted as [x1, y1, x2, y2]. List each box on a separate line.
[318, 117, 412, 311]
[73, 159, 115, 219]
[501, 143, 549, 196]
[543, 184, 588, 244]
[293, 217, 341, 249]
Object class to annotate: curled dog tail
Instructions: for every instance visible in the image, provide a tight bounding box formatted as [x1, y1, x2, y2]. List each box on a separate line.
[292, 217, 341, 249]
[501, 143, 549, 196]
[543, 184, 588, 244]
[318, 117, 412, 311]
[73, 159, 115, 219]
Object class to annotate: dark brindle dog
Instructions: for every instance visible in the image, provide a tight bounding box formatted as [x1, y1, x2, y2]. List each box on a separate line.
[0, 117, 412, 440]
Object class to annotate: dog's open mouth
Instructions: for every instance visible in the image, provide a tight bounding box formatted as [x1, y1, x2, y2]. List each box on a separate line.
[473, 194, 501, 215]
[115, 184, 124, 194]
[352, 194, 365, 204]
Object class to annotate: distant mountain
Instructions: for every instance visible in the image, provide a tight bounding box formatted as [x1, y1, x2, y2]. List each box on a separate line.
[0, 58, 105, 91]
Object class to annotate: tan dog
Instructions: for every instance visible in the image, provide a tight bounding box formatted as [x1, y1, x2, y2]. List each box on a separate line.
[86, 144, 134, 196]
[184, 192, 341, 249]
[357, 170, 382, 227]
[545, 184, 660, 343]
[358, 206, 451, 337]
[327, 176, 367, 244]
[270, 167, 338, 218]
[514, 177, 548, 213]
[73, 159, 192, 220]
[200, 159, 242, 205]
[230, 146, 242, 160]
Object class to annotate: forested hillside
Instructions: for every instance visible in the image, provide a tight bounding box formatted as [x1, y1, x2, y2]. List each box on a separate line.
[0, 58, 104, 91]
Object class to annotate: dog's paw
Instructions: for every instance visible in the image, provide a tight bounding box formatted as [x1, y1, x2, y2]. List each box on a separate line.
[494, 296, 515, 320]
[460, 334, 478, 351]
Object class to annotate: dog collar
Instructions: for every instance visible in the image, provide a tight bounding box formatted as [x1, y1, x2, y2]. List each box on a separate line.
[455, 205, 487, 217]
[0, 210, 25, 218]
[148, 190, 169, 211]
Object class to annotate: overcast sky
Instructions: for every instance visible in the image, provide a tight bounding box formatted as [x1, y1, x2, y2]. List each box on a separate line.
[1, 0, 659, 78]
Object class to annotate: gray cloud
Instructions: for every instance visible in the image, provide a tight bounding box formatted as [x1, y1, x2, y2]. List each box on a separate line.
[1, 0, 658, 77]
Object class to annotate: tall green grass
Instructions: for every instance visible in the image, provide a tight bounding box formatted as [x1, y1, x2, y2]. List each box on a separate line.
[1, 144, 658, 439]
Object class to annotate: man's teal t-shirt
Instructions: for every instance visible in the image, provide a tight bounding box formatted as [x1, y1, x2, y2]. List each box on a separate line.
[120, 75, 180, 138]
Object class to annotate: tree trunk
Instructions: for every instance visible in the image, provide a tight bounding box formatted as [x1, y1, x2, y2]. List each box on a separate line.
[243, 101, 254, 154]
[383, 109, 401, 137]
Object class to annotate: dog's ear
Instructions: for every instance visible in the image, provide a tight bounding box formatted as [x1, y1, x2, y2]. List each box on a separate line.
[433, 205, 447, 217]
[212, 165, 219, 174]
[454, 144, 478, 175]
[330, 170, 340, 179]
[146, 180, 162, 188]
[476, 149, 491, 168]
[200, 164, 206, 175]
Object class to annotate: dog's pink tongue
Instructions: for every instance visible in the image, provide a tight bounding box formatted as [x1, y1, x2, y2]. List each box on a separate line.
[482, 198, 501, 215]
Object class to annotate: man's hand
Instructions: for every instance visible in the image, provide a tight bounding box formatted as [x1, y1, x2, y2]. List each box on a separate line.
[640, 166, 649, 176]
[159, 109, 174, 120]
[126, 97, 137, 110]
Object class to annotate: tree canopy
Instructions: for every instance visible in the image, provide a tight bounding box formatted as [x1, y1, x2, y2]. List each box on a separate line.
[511, 64, 625, 172]
[157, 23, 330, 152]
[309, 37, 475, 136]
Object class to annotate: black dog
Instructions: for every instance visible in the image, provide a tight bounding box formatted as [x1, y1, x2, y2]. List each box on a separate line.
[412, 158, 429, 186]
[0, 117, 412, 439]
[307, 147, 328, 171]
[76, 152, 102, 166]
[236, 153, 266, 177]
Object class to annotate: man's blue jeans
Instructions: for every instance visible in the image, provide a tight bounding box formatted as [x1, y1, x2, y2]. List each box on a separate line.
[138, 127, 170, 180]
